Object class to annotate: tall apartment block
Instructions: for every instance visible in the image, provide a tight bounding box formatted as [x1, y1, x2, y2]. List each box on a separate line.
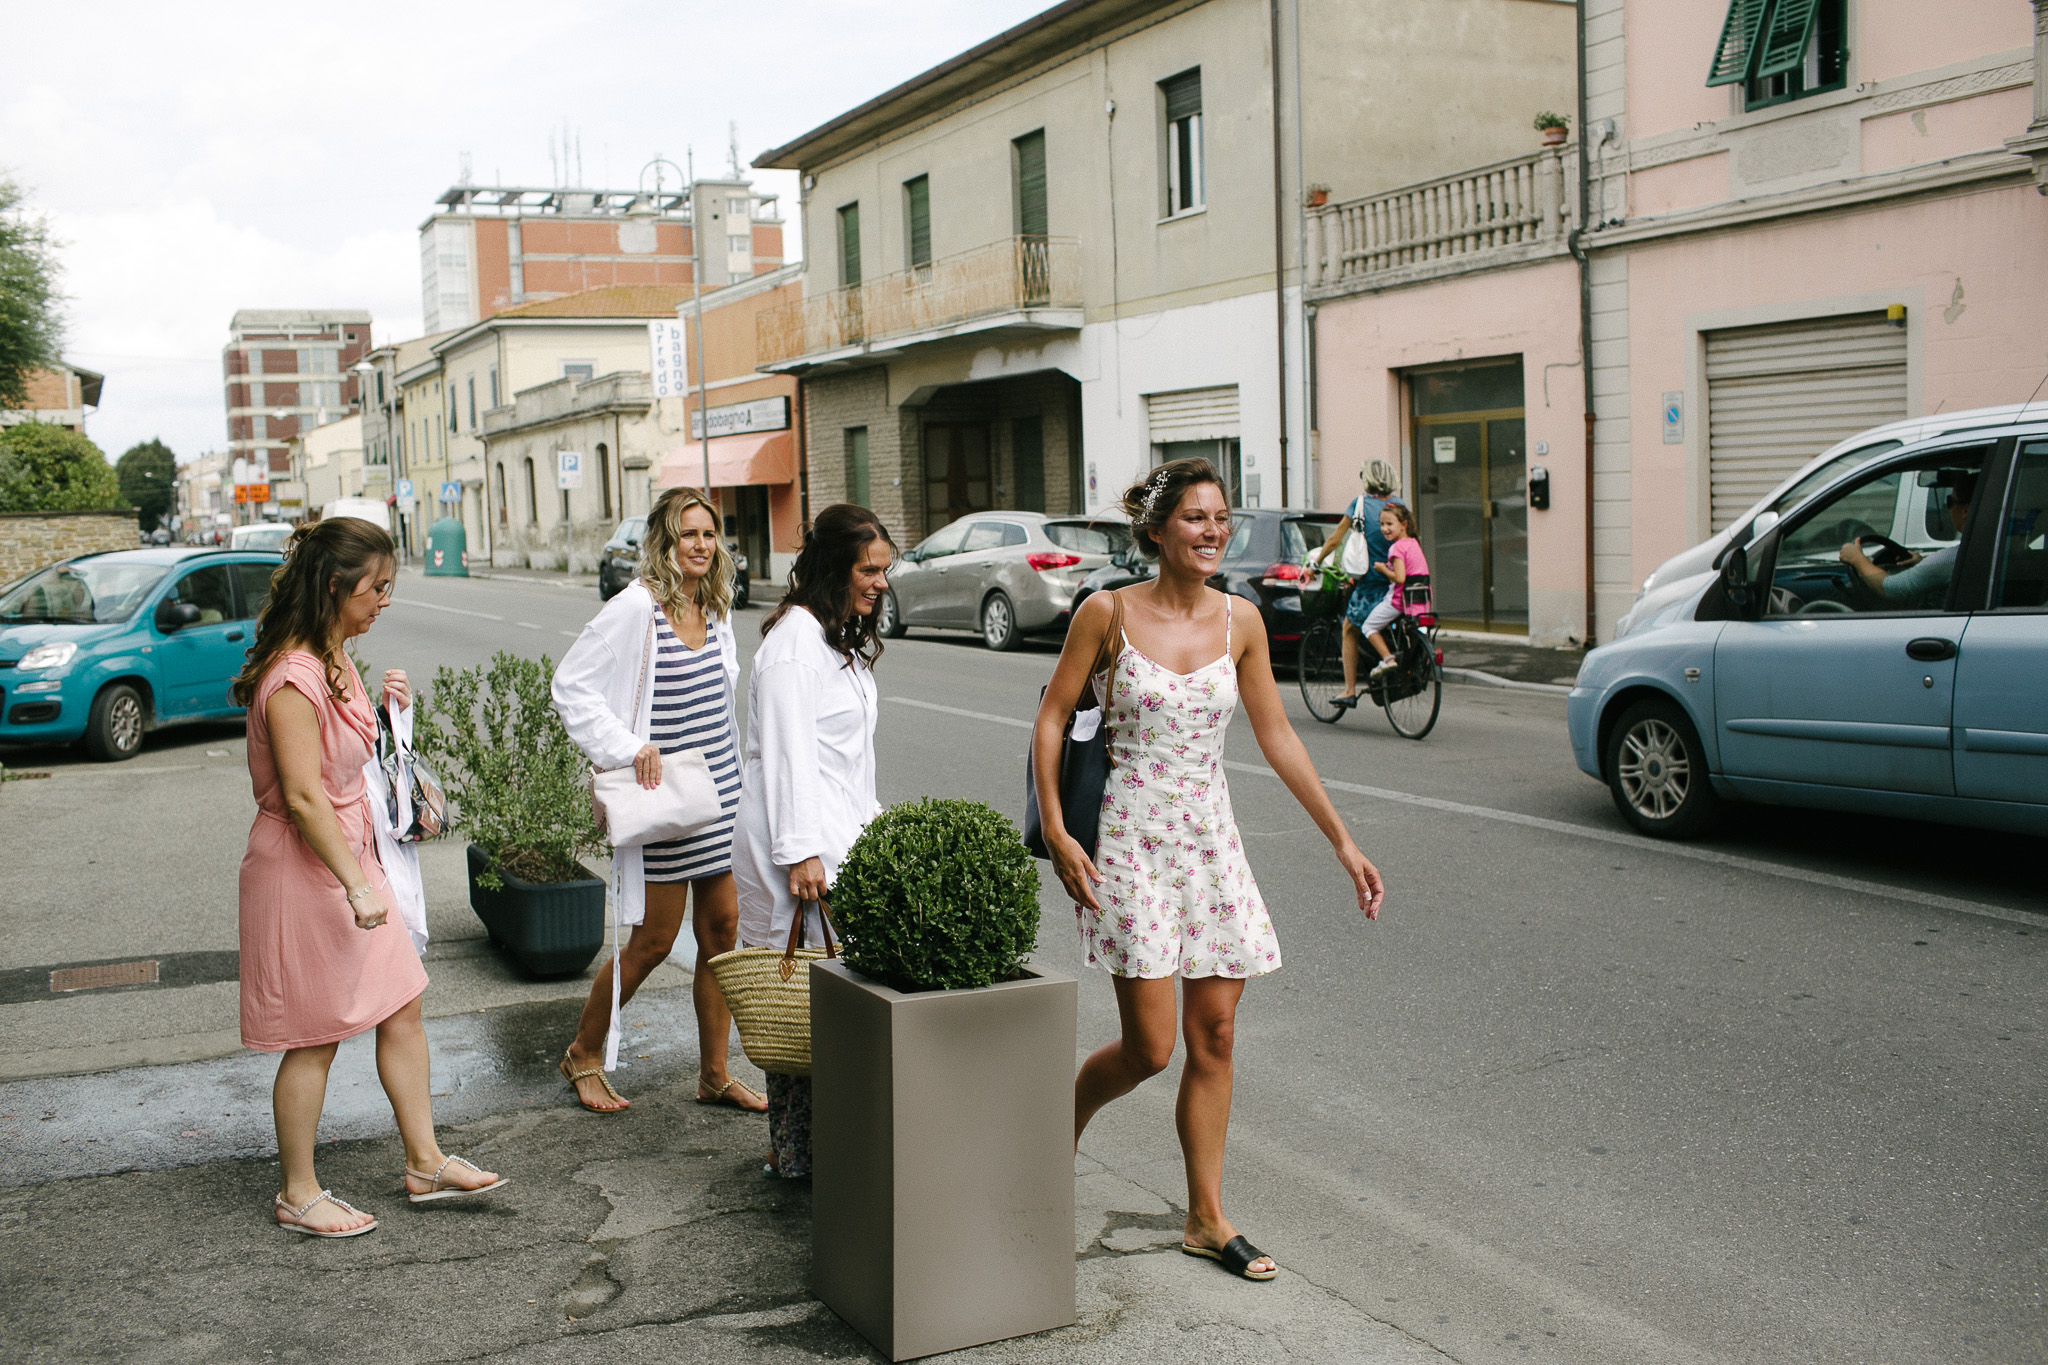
[222, 310, 373, 477]
[418, 180, 785, 332]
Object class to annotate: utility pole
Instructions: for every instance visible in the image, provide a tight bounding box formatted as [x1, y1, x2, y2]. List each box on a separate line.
[688, 146, 711, 497]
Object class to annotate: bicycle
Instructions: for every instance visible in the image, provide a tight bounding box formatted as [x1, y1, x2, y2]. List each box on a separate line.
[1297, 572, 1443, 740]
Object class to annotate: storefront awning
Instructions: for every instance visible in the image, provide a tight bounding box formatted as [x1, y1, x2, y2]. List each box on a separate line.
[656, 430, 796, 489]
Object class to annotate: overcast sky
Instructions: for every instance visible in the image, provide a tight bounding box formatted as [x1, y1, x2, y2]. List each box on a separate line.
[3, 0, 1046, 465]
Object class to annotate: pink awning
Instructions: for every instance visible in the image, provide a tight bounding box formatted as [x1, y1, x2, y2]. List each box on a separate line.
[657, 430, 796, 489]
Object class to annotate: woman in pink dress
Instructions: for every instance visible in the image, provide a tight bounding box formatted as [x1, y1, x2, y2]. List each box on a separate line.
[234, 517, 505, 1238]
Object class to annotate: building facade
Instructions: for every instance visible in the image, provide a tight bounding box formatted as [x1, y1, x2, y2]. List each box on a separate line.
[2, 362, 104, 433]
[755, 0, 1575, 549]
[221, 310, 372, 520]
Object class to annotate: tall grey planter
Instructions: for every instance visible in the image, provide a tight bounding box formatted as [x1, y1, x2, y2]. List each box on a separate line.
[810, 960, 1077, 1362]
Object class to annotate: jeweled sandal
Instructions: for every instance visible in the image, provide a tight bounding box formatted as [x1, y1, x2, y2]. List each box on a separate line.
[404, 1154, 510, 1203]
[560, 1048, 628, 1112]
[275, 1189, 377, 1238]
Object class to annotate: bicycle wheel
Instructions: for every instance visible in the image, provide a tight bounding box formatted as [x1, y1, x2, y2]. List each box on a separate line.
[1297, 616, 1351, 724]
[1382, 627, 1442, 740]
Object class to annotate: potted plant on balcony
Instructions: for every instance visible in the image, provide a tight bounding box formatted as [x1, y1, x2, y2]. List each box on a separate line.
[810, 797, 1076, 1362]
[415, 650, 607, 978]
[1303, 182, 1331, 208]
[1534, 111, 1571, 147]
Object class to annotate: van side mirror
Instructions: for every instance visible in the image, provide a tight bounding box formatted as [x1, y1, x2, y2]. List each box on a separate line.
[155, 599, 202, 633]
[1720, 545, 1751, 611]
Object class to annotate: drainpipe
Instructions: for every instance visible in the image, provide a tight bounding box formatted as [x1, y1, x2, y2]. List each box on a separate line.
[1268, 0, 1290, 507]
[1569, 0, 1597, 648]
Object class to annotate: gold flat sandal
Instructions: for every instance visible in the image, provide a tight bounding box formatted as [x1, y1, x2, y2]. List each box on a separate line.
[560, 1049, 628, 1112]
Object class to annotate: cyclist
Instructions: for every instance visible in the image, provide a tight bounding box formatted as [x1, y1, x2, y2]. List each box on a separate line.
[1360, 502, 1429, 680]
[1307, 459, 1398, 708]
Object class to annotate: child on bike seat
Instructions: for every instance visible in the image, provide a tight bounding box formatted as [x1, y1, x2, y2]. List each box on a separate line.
[1362, 503, 1429, 680]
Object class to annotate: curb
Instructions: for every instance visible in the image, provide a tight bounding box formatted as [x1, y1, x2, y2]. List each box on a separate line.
[1441, 666, 1574, 696]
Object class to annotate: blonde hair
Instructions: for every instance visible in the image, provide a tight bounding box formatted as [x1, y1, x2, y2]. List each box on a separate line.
[639, 487, 735, 621]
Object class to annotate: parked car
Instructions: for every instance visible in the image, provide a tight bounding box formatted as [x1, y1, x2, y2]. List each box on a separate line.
[1071, 508, 1344, 645]
[596, 515, 751, 607]
[879, 511, 1129, 649]
[1569, 421, 2048, 839]
[229, 522, 294, 552]
[0, 547, 286, 761]
[1616, 402, 2046, 640]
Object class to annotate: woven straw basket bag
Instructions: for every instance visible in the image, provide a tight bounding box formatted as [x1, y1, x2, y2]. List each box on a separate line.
[707, 900, 838, 1078]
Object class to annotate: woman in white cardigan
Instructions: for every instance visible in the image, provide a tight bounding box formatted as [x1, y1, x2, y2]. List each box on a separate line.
[550, 489, 763, 1115]
[734, 503, 894, 1177]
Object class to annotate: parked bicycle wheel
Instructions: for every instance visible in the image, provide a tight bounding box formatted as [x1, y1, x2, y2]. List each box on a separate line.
[1380, 621, 1442, 740]
[1297, 616, 1351, 724]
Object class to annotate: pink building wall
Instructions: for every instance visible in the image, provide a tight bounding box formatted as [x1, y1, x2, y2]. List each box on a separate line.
[1313, 257, 1587, 643]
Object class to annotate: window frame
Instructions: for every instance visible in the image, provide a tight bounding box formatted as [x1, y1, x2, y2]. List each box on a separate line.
[1160, 68, 1205, 219]
[1707, 0, 1848, 111]
[837, 202, 862, 288]
[1987, 437, 2048, 614]
[1013, 129, 1048, 240]
[904, 175, 932, 271]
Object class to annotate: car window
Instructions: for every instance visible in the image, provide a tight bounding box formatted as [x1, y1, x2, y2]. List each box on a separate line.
[1281, 518, 1341, 561]
[1770, 441, 1905, 518]
[1000, 523, 1028, 548]
[0, 560, 169, 624]
[1044, 522, 1132, 555]
[1990, 441, 2048, 610]
[915, 520, 970, 560]
[960, 522, 1008, 553]
[234, 562, 277, 620]
[166, 565, 235, 625]
[1765, 451, 1986, 617]
[1223, 522, 1254, 561]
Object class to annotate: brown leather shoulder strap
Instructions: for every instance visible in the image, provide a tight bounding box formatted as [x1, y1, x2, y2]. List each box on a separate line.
[1092, 590, 1125, 686]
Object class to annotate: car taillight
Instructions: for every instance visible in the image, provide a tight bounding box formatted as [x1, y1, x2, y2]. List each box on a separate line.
[1026, 551, 1082, 572]
[1259, 562, 1306, 589]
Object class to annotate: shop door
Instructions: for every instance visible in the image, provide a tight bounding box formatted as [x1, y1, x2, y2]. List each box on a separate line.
[1409, 362, 1527, 633]
[924, 423, 992, 530]
[726, 485, 771, 583]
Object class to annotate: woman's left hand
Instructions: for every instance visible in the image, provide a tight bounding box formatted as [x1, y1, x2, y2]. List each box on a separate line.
[1339, 839, 1386, 920]
[787, 856, 829, 904]
[382, 669, 411, 708]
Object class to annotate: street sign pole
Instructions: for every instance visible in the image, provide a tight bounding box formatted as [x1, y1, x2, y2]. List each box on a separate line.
[688, 146, 711, 498]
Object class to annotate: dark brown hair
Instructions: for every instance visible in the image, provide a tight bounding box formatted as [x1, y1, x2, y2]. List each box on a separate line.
[1120, 457, 1228, 558]
[1380, 500, 1418, 539]
[231, 517, 395, 707]
[763, 503, 895, 668]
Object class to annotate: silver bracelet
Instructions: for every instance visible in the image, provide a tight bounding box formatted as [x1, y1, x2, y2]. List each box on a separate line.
[346, 886, 375, 904]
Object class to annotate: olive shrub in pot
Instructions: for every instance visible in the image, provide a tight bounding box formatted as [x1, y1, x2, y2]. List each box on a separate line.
[415, 650, 607, 978]
[812, 797, 1076, 1362]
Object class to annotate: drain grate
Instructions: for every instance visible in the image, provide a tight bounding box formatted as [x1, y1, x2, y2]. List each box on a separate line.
[50, 960, 159, 993]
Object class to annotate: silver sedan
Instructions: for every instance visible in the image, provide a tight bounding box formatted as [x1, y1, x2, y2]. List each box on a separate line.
[879, 511, 1130, 650]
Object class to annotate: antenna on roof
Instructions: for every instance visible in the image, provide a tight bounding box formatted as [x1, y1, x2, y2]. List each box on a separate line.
[2009, 362, 2048, 426]
[728, 122, 742, 179]
[459, 152, 472, 186]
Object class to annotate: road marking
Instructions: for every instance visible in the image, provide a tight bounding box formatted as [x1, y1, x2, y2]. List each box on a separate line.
[392, 599, 504, 622]
[515, 621, 543, 630]
[560, 630, 579, 638]
[882, 694, 2047, 930]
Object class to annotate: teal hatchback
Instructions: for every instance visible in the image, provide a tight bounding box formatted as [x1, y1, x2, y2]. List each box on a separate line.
[0, 547, 283, 761]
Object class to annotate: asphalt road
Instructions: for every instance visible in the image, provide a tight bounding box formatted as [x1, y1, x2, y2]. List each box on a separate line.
[2, 566, 2044, 1364]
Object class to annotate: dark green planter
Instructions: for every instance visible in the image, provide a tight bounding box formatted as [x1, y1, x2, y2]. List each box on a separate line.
[466, 843, 605, 978]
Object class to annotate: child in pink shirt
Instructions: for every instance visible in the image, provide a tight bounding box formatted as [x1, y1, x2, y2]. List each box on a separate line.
[1361, 502, 1429, 679]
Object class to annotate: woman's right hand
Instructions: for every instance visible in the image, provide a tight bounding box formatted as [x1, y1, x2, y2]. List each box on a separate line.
[787, 856, 829, 903]
[349, 885, 391, 931]
[632, 743, 663, 789]
[1050, 833, 1104, 912]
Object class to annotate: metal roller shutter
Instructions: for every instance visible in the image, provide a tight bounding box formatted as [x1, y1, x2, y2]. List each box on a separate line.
[1146, 385, 1239, 443]
[1704, 313, 1907, 531]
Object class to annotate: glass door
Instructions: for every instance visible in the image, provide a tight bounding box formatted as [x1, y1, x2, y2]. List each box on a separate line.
[1408, 361, 1528, 633]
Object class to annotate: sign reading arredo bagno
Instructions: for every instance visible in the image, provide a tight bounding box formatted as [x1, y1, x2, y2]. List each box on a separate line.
[690, 396, 790, 440]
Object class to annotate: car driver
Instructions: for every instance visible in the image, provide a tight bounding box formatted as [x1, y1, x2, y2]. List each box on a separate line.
[1839, 473, 1974, 610]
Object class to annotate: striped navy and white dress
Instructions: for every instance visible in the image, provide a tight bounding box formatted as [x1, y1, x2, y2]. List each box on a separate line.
[641, 611, 741, 882]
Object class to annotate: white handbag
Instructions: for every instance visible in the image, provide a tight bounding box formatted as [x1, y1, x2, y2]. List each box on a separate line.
[589, 614, 725, 848]
[1340, 497, 1376, 576]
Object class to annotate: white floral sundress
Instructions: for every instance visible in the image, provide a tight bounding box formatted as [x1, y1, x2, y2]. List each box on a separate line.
[1079, 595, 1281, 980]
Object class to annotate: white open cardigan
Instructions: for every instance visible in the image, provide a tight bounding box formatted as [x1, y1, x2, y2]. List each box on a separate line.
[550, 580, 740, 929]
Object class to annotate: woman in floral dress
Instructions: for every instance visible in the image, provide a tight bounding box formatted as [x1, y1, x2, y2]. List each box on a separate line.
[1032, 458, 1385, 1282]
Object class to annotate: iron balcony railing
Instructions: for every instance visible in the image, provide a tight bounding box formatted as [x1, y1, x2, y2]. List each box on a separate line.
[1307, 149, 1571, 292]
[758, 236, 1080, 365]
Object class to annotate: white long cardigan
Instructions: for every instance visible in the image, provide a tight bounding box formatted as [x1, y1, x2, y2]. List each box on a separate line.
[550, 580, 740, 928]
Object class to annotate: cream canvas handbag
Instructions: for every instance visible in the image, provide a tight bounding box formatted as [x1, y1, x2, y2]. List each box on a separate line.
[590, 615, 723, 848]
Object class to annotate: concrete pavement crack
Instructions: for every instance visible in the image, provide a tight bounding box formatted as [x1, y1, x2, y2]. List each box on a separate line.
[413, 1291, 828, 1364]
[1283, 1260, 1469, 1363]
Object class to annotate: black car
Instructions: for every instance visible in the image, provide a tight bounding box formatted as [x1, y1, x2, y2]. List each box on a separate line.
[597, 516, 752, 607]
[1071, 507, 1343, 645]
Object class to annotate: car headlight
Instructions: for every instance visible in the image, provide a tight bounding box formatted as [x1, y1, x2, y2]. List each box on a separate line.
[17, 641, 78, 671]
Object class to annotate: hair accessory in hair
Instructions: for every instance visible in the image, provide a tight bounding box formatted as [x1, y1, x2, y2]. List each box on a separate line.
[1139, 467, 1174, 519]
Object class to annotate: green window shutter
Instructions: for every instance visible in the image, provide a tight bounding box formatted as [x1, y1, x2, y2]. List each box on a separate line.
[906, 176, 931, 269]
[838, 203, 861, 288]
[1752, 0, 1821, 79]
[1162, 68, 1201, 121]
[1015, 130, 1047, 239]
[1706, 0, 1769, 86]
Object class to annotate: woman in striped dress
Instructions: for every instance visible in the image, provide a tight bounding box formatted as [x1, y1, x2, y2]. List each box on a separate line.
[551, 488, 765, 1115]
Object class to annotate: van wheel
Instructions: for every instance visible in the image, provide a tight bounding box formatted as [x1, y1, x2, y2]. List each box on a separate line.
[1605, 698, 1720, 839]
[981, 592, 1020, 651]
[86, 683, 147, 762]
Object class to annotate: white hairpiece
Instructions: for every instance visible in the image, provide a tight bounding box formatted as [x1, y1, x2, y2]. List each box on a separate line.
[1139, 468, 1173, 518]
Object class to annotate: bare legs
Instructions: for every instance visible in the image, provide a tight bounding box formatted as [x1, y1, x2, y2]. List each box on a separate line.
[1339, 620, 1362, 700]
[1074, 974, 1275, 1277]
[565, 873, 762, 1113]
[273, 994, 496, 1231]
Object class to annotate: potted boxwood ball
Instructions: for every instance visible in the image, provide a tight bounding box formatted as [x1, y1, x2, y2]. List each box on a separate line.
[811, 797, 1076, 1362]
[415, 650, 607, 978]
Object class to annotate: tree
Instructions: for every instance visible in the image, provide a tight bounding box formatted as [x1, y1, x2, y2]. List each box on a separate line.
[0, 177, 64, 410]
[0, 421, 122, 514]
[116, 438, 178, 531]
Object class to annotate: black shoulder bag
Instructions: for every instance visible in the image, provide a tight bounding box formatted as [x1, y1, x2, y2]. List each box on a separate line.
[1023, 590, 1124, 860]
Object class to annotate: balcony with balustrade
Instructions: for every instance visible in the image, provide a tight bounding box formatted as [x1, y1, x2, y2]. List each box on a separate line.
[1305, 149, 1575, 301]
[757, 236, 1083, 372]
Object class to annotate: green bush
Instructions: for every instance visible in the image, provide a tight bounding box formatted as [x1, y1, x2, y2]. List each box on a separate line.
[0, 422, 122, 513]
[831, 798, 1041, 992]
[413, 650, 603, 886]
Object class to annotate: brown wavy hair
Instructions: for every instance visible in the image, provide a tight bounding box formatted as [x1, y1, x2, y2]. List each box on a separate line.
[1120, 457, 1228, 558]
[231, 516, 395, 707]
[1379, 500, 1418, 539]
[763, 503, 894, 669]
[639, 486, 736, 621]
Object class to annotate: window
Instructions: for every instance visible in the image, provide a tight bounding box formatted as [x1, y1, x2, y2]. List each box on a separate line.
[562, 361, 595, 383]
[727, 196, 749, 218]
[913, 519, 970, 561]
[1161, 69, 1204, 215]
[1014, 130, 1048, 239]
[495, 463, 508, 526]
[847, 427, 870, 506]
[487, 365, 500, 407]
[233, 562, 276, 620]
[1044, 521, 1132, 556]
[597, 443, 613, 520]
[466, 376, 476, 429]
[837, 204, 862, 288]
[1990, 442, 2048, 611]
[960, 521, 1008, 553]
[729, 234, 751, 256]
[251, 414, 266, 440]
[904, 175, 931, 270]
[448, 386, 458, 433]
[375, 372, 386, 406]
[1707, 0, 1847, 109]
[524, 458, 538, 524]
[165, 565, 234, 625]
[1764, 452, 1987, 616]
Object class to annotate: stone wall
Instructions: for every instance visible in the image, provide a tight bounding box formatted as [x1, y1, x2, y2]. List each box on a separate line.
[0, 509, 139, 583]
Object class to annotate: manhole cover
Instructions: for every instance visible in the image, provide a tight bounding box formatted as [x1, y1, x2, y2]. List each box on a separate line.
[50, 961, 159, 992]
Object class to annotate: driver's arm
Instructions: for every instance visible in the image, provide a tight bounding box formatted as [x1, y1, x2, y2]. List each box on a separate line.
[1839, 541, 1891, 598]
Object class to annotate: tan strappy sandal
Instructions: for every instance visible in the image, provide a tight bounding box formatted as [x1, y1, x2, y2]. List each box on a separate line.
[404, 1153, 510, 1203]
[560, 1048, 628, 1112]
[274, 1189, 377, 1238]
[696, 1077, 766, 1111]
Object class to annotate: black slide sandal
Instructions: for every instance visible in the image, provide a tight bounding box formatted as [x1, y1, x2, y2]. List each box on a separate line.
[1181, 1234, 1279, 1281]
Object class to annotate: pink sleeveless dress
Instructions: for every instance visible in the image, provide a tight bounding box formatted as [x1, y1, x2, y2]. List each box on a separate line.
[238, 651, 427, 1050]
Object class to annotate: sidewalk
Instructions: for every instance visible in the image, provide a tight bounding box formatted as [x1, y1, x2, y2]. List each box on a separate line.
[1436, 632, 1584, 691]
